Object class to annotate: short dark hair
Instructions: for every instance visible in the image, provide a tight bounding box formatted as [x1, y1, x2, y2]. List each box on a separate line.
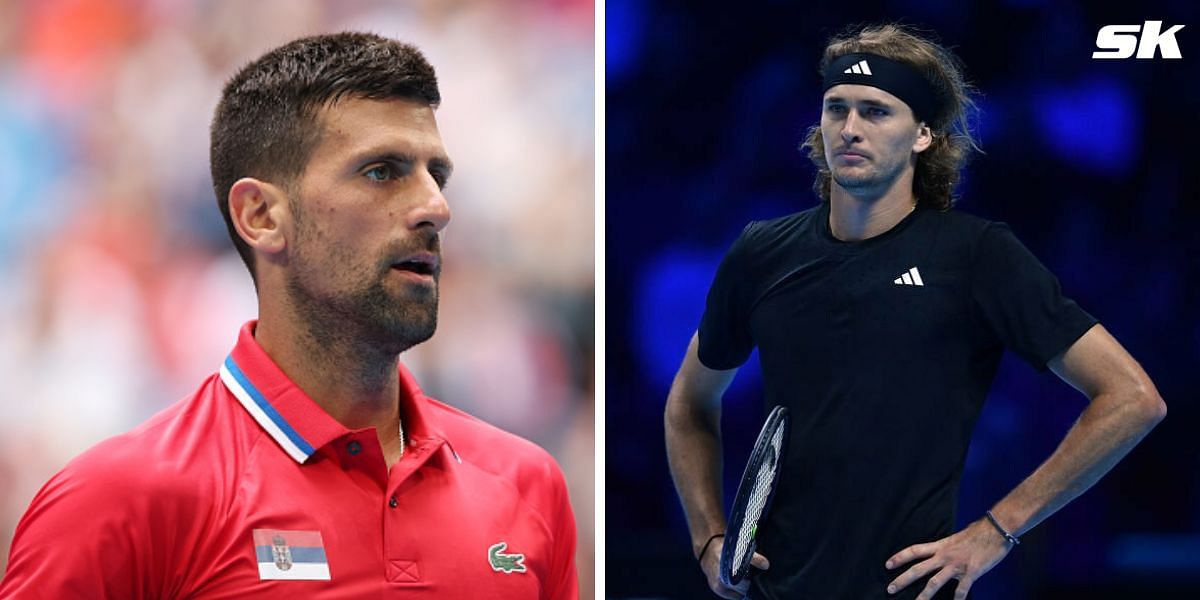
[210, 32, 441, 282]
[801, 23, 980, 210]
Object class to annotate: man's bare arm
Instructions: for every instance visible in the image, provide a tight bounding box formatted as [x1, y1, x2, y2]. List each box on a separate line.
[989, 323, 1166, 536]
[664, 332, 766, 598]
[665, 333, 737, 551]
[887, 324, 1166, 599]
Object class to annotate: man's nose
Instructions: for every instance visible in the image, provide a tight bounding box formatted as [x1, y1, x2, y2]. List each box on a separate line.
[840, 111, 863, 144]
[407, 173, 451, 232]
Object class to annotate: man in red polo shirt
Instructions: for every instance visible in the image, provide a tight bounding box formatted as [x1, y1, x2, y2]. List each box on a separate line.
[0, 32, 577, 599]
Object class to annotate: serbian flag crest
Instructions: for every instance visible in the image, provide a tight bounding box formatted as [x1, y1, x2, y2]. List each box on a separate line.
[252, 529, 331, 580]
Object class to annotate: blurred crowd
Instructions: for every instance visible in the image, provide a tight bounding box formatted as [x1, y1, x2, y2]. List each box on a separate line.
[0, 0, 594, 594]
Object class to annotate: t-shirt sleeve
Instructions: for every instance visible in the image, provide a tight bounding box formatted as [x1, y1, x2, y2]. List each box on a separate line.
[0, 438, 203, 599]
[542, 458, 579, 600]
[970, 223, 1098, 370]
[0, 465, 151, 598]
[697, 222, 760, 370]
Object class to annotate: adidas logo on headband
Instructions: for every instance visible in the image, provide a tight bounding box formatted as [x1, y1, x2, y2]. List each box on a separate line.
[824, 53, 937, 121]
[843, 60, 873, 75]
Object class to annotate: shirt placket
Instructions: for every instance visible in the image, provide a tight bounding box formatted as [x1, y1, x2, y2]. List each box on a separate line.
[381, 436, 447, 587]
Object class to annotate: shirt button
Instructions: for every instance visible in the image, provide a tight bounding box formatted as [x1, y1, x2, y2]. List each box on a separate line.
[346, 441, 362, 456]
[389, 496, 398, 508]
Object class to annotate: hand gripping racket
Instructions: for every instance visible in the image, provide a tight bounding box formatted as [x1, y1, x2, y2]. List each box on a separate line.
[719, 405, 789, 588]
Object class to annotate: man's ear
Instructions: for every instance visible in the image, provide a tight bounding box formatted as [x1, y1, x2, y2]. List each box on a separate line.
[227, 177, 290, 258]
[913, 123, 934, 154]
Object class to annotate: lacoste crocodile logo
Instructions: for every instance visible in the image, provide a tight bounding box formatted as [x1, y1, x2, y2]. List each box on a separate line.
[488, 541, 527, 574]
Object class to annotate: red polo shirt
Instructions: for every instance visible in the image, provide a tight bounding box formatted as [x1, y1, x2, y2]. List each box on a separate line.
[1, 322, 578, 599]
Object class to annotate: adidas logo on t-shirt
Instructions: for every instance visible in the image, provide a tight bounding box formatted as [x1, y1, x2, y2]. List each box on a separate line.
[893, 267, 924, 286]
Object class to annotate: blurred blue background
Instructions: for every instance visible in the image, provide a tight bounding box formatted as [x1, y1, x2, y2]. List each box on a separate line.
[605, 1, 1198, 598]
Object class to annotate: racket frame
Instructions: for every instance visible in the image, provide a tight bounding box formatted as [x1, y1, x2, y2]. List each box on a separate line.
[719, 405, 790, 587]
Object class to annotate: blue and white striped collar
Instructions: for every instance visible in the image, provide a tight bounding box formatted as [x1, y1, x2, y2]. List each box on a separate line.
[220, 355, 319, 463]
[219, 321, 451, 464]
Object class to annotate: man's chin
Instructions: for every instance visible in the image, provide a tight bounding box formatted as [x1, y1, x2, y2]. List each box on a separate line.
[832, 169, 876, 189]
[372, 305, 438, 351]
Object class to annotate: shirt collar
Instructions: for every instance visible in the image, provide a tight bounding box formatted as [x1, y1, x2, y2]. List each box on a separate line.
[219, 320, 449, 464]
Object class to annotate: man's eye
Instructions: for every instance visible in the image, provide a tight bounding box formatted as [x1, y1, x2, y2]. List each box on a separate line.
[868, 107, 888, 117]
[365, 165, 395, 182]
[826, 105, 846, 114]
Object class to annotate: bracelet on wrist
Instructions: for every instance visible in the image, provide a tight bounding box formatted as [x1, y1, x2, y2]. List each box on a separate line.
[697, 533, 725, 562]
[985, 510, 1020, 546]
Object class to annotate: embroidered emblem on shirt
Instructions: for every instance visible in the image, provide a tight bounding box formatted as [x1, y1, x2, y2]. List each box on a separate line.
[488, 541, 527, 574]
[893, 266, 925, 286]
[271, 535, 293, 571]
[252, 529, 331, 580]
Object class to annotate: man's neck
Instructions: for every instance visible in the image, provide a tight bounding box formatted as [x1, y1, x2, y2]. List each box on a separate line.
[828, 174, 918, 242]
[254, 307, 405, 464]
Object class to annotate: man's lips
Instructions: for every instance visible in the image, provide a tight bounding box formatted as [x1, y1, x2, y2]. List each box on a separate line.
[835, 149, 869, 160]
[390, 251, 440, 278]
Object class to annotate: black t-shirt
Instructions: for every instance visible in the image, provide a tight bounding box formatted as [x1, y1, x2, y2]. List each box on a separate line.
[698, 202, 1096, 600]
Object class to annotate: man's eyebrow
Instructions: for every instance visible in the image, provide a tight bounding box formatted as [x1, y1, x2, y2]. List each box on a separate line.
[428, 156, 454, 177]
[355, 151, 455, 174]
[823, 96, 893, 108]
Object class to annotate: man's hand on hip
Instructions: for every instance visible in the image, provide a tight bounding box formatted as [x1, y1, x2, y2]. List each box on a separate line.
[884, 518, 1012, 599]
[699, 536, 770, 599]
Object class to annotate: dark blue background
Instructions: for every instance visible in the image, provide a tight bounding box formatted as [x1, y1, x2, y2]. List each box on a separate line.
[606, 1, 1199, 598]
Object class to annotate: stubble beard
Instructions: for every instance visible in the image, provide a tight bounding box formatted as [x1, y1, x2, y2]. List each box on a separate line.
[828, 148, 909, 198]
[285, 207, 440, 360]
[831, 161, 892, 194]
[832, 168, 871, 192]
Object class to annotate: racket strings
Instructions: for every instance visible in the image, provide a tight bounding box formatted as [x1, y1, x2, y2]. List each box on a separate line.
[732, 424, 786, 574]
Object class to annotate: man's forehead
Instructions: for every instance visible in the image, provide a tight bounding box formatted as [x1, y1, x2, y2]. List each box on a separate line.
[822, 84, 906, 107]
[317, 97, 439, 133]
[313, 97, 447, 157]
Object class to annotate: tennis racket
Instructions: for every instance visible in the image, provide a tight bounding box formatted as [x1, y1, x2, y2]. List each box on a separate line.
[719, 405, 790, 588]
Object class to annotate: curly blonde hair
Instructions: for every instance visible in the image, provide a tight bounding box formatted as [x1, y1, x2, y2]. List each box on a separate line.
[801, 24, 980, 210]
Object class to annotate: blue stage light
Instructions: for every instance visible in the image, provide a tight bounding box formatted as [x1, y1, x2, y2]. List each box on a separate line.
[606, 0, 646, 83]
[1032, 77, 1139, 175]
[634, 249, 762, 397]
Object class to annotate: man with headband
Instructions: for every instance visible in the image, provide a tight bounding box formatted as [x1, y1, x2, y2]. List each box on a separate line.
[665, 23, 1164, 600]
